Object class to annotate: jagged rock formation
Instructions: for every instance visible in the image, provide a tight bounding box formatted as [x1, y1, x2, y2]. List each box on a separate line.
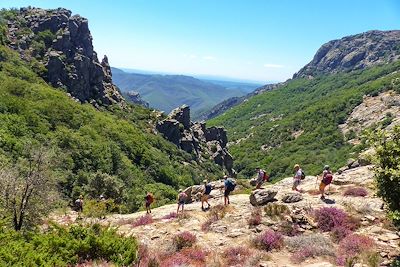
[294, 30, 400, 78]
[156, 105, 234, 175]
[5, 7, 124, 105]
[125, 91, 149, 108]
[198, 82, 285, 120]
[249, 189, 278, 206]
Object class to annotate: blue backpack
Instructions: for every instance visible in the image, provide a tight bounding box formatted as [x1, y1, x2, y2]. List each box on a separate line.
[226, 179, 236, 191]
[205, 184, 212, 194]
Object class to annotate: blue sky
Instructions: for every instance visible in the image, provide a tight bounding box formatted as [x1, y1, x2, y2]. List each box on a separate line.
[1, 0, 400, 82]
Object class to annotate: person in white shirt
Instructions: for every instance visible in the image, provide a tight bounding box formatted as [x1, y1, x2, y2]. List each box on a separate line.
[293, 164, 302, 192]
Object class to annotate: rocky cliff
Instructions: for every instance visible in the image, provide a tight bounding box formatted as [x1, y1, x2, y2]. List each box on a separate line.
[294, 30, 400, 78]
[125, 90, 149, 108]
[4, 7, 124, 106]
[156, 105, 234, 175]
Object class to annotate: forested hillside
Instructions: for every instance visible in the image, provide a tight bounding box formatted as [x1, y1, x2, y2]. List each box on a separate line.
[208, 62, 400, 179]
[0, 41, 223, 213]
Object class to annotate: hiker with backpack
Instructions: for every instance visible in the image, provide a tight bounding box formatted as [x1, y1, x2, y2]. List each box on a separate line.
[177, 189, 188, 214]
[201, 179, 212, 211]
[144, 192, 154, 214]
[75, 195, 84, 213]
[223, 175, 236, 205]
[255, 167, 269, 189]
[319, 165, 333, 200]
[292, 164, 304, 192]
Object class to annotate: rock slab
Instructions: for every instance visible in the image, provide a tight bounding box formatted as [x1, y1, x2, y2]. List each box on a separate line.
[249, 189, 278, 206]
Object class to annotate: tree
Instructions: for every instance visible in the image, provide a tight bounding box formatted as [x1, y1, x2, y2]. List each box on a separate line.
[370, 126, 400, 224]
[0, 145, 56, 230]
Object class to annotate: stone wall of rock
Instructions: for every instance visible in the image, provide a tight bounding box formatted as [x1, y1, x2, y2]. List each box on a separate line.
[294, 30, 400, 78]
[156, 105, 235, 175]
[6, 7, 124, 106]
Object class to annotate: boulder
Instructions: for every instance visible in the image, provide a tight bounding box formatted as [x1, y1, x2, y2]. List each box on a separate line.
[168, 105, 191, 130]
[350, 160, 360, 169]
[249, 178, 258, 187]
[249, 189, 278, 206]
[281, 192, 303, 203]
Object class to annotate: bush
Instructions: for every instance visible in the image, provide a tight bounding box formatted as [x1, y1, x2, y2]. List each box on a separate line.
[162, 212, 177, 220]
[0, 224, 138, 266]
[248, 208, 262, 226]
[314, 207, 359, 233]
[264, 203, 290, 218]
[285, 234, 335, 263]
[172, 231, 196, 250]
[223, 246, 251, 266]
[201, 204, 228, 231]
[158, 246, 207, 267]
[336, 234, 375, 266]
[132, 215, 154, 227]
[371, 126, 400, 226]
[278, 221, 301, 237]
[343, 187, 368, 197]
[253, 229, 283, 251]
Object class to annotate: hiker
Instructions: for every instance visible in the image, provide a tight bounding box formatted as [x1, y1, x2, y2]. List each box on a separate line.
[177, 189, 188, 214]
[144, 192, 154, 214]
[292, 164, 303, 192]
[319, 165, 333, 200]
[201, 179, 212, 211]
[75, 195, 84, 213]
[255, 167, 269, 189]
[223, 175, 236, 205]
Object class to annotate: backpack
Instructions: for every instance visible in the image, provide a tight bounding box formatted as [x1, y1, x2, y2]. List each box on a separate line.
[262, 171, 269, 182]
[301, 170, 306, 180]
[147, 194, 154, 204]
[322, 172, 333, 185]
[205, 184, 212, 195]
[226, 178, 236, 191]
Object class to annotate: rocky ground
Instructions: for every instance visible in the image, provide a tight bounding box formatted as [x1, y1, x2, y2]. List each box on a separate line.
[53, 164, 400, 267]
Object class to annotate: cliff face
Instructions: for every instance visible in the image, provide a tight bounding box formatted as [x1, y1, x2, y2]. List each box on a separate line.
[5, 7, 124, 106]
[294, 30, 400, 78]
[156, 105, 234, 175]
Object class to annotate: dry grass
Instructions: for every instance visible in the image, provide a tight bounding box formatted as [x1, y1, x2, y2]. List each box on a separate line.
[264, 203, 290, 219]
[285, 234, 335, 263]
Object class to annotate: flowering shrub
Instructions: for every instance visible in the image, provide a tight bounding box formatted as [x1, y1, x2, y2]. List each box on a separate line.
[343, 187, 368, 197]
[158, 247, 207, 267]
[286, 234, 335, 263]
[331, 225, 352, 242]
[253, 230, 283, 251]
[223, 246, 251, 266]
[248, 208, 262, 226]
[314, 207, 359, 233]
[172, 231, 197, 250]
[162, 212, 177, 220]
[278, 221, 301, 237]
[336, 234, 375, 266]
[132, 215, 154, 227]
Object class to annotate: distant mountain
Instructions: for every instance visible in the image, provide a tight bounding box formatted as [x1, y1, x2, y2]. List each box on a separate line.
[294, 30, 400, 78]
[111, 68, 250, 118]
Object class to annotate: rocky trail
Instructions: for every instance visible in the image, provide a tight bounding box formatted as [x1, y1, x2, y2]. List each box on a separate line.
[53, 165, 399, 266]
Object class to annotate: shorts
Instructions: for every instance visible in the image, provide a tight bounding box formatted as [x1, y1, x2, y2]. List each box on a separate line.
[292, 179, 300, 188]
[319, 182, 327, 192]
[201, 194, 209, 201]
[178, 200, 185, 205]
[145, 201, 151, 208]
[224, 189, 231, 197]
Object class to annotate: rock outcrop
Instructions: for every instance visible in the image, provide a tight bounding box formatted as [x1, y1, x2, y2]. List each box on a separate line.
[125, 91, 149, 108]
[249, 189, 278, 206]
[5, 7, 124, 106]
[294, 30, 400, 78]
[156, 105, 234, 175]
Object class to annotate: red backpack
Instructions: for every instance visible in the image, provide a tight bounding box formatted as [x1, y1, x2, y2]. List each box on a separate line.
[263, 171, 269, 182]
[322, 172, 333, 185]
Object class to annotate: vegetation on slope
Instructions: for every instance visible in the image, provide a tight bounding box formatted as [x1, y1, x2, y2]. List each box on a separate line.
[0, 41, 223, 217]
[208, 62, 400, 179]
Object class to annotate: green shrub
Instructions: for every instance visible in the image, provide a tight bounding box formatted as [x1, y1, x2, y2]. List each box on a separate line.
[371, 126, 400, 226]
[0, 224, 138, 266]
